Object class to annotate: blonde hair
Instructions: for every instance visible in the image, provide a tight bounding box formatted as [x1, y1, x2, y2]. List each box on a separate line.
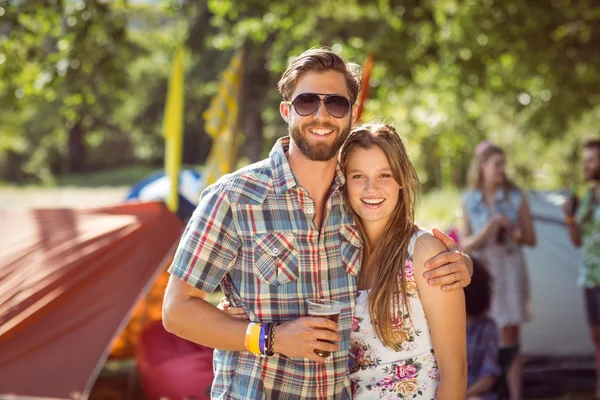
[467, 144, 517, 196]
[339, 123, 420, 348]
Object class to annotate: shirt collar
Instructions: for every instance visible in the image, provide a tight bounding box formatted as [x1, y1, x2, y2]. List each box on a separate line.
[269, 136, 346, 195]
[472, 188, 505, 204]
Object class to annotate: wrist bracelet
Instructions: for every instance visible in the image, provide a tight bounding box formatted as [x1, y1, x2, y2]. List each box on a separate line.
[266, 323, 276, 357]
[244, 322, 256, 351]
[259, 324, 266, 356]
[245, 323, 262, 355]
[265, 323, 272, 356]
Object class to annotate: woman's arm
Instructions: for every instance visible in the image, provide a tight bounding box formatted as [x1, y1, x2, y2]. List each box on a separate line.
[413, 233, 467, 399]
[516, 194, 537, 247]
[466, 376, 496, 397]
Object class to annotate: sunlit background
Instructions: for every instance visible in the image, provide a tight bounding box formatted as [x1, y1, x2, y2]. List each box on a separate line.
[0, 0, 598, 399]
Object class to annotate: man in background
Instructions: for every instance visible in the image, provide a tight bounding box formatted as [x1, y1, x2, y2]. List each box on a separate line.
[563, 139, 600, 399]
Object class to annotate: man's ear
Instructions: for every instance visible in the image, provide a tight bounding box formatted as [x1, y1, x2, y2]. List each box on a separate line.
[280, 101, 290, 123]
[351, 105, 359, 125]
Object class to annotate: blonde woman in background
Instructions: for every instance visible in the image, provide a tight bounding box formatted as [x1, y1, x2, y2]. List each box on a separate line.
[460, 141, 536, 400]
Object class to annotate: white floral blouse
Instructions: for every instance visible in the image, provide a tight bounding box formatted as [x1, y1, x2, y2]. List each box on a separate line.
[349, 231, 439, 399]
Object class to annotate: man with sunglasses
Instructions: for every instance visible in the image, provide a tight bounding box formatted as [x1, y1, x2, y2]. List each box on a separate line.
[163, 48, 473, 399]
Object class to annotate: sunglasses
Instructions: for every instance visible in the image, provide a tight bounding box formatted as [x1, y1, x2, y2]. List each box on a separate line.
[285, 93, 352, 119]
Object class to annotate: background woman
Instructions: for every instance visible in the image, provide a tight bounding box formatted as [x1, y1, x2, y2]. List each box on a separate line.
[460, 141, 536, 400]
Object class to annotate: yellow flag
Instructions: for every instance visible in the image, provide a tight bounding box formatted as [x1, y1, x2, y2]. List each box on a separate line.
[202, 49, 244, 187]
[163, 47, 185, 213]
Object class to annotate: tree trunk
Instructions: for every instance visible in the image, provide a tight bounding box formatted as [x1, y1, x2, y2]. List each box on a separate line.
[68, 120, 86, 173]
[421, 136, 442, 191]
[185, 1, 212, 54]
[239, 39, 274, 162]
[452, 148, 471, 188]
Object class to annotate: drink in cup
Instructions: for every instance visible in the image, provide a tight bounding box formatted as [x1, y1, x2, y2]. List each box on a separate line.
[306, 298, 343, 357]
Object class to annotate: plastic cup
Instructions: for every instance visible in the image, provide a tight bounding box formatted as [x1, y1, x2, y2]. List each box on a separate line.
[306, 298, 343, 357]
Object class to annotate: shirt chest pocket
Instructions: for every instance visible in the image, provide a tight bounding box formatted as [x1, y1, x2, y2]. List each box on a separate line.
[253, 232, 299, 286]
[339, 225, 362, 276]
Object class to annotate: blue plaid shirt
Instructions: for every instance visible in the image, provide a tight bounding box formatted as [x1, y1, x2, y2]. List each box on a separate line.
[169, 137, 362, 399]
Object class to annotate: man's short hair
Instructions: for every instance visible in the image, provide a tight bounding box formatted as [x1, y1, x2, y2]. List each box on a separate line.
[584, 139, 600, 154]
[277, 48, 361, 104]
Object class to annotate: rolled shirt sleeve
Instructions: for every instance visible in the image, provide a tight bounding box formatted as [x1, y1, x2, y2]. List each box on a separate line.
[168, 183, 240, 293]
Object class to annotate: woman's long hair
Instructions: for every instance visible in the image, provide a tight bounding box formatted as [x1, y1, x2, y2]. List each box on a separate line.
[467, 144, 518, 199]
[339, 123, 420, 349]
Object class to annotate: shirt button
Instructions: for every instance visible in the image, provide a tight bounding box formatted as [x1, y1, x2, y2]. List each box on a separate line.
[307, 208, 314, 213]
[322, 279, 326, 285]
[273, 248, 279, 253]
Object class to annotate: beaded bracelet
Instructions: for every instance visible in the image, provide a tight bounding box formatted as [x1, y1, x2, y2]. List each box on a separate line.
[265, 323, 276, 357]
[264, 323, 272, 356]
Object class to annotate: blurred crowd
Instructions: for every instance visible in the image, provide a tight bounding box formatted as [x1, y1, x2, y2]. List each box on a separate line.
[459, 139, 599, 399]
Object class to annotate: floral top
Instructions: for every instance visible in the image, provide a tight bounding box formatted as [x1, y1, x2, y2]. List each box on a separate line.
[349, 231, 439, 399]
[577, 188, 600, 287]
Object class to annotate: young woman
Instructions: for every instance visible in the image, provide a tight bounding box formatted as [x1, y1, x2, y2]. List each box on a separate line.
[460, 141, 536, 400]
[341, 123, 466, 399]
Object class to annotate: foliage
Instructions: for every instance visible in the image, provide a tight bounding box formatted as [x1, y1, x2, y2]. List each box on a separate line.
[0, 0, 597, 189]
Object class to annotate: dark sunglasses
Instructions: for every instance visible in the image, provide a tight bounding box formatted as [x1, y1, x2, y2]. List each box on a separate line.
[285, 93, 352, 119]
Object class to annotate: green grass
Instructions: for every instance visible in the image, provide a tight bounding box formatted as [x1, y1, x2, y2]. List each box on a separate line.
[57, 165, 160, 187]
[416, 187, 462, 230]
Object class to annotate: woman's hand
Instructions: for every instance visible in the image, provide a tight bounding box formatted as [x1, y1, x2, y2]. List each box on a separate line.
[489, 213, 509, 232]
[218, 297, 249, 320]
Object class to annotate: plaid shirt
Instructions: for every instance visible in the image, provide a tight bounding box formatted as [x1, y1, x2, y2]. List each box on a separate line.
[169, 137, 362, 399]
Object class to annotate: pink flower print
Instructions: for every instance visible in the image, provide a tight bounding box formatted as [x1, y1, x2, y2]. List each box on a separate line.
[351, 379, 359, 395]
[427, 367, 439, 380]
[395, 364, 418, 379]
[378, 375, 396, 390]
[352, 316, 360, 332]
[404, 259, 414, 280]
[354, 343, 366, 362]
[391, 316, 403, 331]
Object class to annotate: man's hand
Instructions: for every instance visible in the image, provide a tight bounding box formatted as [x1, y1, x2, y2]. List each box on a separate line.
[274, 317, 341, 363]
[561, 199, 576, 219]
[218, 297, 340, 362]
[423, 228, 473, 291]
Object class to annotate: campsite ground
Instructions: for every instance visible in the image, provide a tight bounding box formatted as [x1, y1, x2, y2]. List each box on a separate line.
[1, 178, 594, 400]
[0, 184, 462, 230]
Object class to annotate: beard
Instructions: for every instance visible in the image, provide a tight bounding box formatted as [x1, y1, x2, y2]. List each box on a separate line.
[289, 120, 352, 162]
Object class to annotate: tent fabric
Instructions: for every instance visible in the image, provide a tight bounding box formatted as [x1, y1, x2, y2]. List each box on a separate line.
[136, 320, 214, 400]
[0, 202, 182, 400]
[109, 268, 171, 359]
[521, 191, 592, 356]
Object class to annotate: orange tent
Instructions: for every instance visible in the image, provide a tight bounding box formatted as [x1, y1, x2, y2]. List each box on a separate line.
[0, 202, 182, 399]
